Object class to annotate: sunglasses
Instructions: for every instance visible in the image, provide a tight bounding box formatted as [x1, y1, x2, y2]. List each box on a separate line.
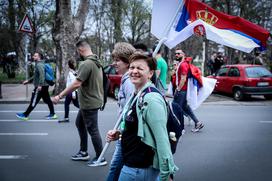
[175, 52, 183, 55]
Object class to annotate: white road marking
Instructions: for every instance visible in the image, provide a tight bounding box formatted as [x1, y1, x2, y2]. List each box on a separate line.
[0, 155, 28, 159]
[259, 121, 272, 124]
[0, 133, 48, 136]
[0, 119, 58, 122]
[0, 110, 77, 113]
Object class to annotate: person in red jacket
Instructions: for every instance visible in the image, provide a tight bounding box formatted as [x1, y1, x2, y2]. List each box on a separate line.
[174, 49, 204, 132]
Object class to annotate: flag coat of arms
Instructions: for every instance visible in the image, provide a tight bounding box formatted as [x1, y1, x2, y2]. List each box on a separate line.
[151, 0, 270, 53]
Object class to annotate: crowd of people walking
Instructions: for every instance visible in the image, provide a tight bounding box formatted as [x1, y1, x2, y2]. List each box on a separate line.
[15, 40, 209, 181]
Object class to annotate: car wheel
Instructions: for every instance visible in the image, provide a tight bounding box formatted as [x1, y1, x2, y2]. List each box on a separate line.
[264, 95, 272, 100]
[233, 88, 244, 101]
[114, 86, 119, 100]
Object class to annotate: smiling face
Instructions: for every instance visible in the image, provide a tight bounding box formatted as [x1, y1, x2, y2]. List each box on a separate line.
[113, 57, 129, 75]
[129, 59, 154, 91]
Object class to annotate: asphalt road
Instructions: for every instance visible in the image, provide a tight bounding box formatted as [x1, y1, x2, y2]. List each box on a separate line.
[0, 97, 272, 181]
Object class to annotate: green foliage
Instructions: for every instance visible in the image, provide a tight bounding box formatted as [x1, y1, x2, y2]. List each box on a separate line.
[0, 68, 25, 83]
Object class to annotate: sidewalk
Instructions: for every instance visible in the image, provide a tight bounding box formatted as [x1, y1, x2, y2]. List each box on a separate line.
[0, 84, 56, 104]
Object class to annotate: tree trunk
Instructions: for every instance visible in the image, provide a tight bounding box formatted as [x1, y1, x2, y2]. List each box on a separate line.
[52, 0, 90, 94]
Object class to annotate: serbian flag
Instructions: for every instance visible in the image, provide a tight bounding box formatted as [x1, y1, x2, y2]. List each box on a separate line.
[151, 0, 270, 53]
[187, 76, 217, 110]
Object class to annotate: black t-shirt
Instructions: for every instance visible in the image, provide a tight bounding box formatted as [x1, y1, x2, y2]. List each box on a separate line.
[121, 95, 154, 168]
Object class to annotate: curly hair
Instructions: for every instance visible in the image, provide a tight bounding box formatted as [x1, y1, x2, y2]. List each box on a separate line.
[112, 42, 136, 64]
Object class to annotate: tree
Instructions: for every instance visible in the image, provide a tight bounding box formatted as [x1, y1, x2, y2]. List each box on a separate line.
[124, 0, 151, 45]
[52, 0, 90, 93]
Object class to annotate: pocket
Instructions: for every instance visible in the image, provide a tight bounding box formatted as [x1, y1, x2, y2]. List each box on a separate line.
[120, 166, 137, 180]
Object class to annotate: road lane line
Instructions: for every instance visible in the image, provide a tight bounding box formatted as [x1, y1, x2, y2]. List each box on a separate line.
[0, 110, 77, 113]
[0, 119, 58, 122]
[259, 121, 272, 123]
[0, 155, 28, 159]
[0, 133, 48, 136]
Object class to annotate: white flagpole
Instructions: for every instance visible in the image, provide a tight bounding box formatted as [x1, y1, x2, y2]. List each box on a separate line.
[152, 0, 185, 57]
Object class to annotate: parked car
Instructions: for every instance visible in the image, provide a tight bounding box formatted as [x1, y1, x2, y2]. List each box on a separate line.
[207, 64, 272, 101]
[104, 65, 122, 100]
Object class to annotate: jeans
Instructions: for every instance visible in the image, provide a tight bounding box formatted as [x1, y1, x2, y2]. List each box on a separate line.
[118, 165, 159, 181]
[106, 140, 123, 181]
[173, 90, 199, 125]
[75, 108, 103, 157]
[64, 92, 79, 118]
[24, 86, 55, 117]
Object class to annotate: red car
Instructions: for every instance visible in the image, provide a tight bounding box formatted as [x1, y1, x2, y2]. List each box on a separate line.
[104, 65, 122, 99]
[208, 64, 272, 101]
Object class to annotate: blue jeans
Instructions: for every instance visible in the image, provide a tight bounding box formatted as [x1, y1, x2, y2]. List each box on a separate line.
[118, 165, 159, 181]
[173, 90, 199, 125]
[106, 140, 123, 181]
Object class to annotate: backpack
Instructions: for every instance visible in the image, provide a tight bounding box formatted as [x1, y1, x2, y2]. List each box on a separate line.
[44, 63, 55, 86]
[100, 67, 110, 111]
[139, 87, 184, 154]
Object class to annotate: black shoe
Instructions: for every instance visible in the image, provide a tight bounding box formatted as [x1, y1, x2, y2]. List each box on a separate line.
[192, 122, 204, 132]
[58, 118, 69, 123]
[71, 151, 90, 161]
[87, 157, 107, 166]
[195, 122, 204, 130]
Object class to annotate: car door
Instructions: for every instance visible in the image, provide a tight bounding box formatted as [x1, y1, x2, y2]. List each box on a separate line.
[225, 67, 241, 94]
[215, 67, 229, 92]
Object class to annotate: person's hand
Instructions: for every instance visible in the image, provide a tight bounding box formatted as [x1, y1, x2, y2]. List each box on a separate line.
[37, 86, 42, 91]
[22, 80, 28, 85]
[52, 95, 61, 104]
[72, 95, 76, 100]
[106, 130, 121, 142]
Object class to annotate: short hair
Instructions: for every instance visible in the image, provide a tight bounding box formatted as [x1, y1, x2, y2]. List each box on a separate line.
[68, 60, 76, 70]
[76, 40, 90, 49]
[112, 42, 136, 64]
[133, 43, 148, 52]
[129, 52, 157, 71]
[35, 52, 44, 59]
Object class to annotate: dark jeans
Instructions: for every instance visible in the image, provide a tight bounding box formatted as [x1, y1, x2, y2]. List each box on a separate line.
[24, 86, 55, 117]
[75, 108, 103, 157]
[64, 92, 79, 118]
[173, 90, 199, 125]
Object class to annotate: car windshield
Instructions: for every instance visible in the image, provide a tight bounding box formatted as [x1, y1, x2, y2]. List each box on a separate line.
[245, 67, 272, 78]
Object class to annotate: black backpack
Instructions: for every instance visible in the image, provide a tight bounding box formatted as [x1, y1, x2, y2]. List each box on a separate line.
[100, 67, 110, 111]
[139, 87, 184, 154]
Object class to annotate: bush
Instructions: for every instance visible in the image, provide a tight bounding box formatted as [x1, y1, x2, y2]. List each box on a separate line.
[0, 67, 25, 83]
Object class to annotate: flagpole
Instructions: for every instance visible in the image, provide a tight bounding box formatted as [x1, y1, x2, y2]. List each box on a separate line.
[152, 0, 185, 57]
[202, 41, 205, 75]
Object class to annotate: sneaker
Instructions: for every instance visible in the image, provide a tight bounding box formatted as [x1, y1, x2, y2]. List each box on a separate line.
[71, 151, 90, 161]
[87, 157, 107, 167]
[58, 118, 69, 123]
[192, 122, 204, 133]
[195, 122, 204, 130]
[46, 114, 58, 120]
[16, 113, 29, 121]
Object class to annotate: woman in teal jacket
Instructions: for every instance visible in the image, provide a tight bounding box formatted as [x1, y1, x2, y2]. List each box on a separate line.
[107, 52, 178, 181]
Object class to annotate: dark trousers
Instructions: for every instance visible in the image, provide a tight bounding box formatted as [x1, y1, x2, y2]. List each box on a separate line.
[173, 90, 199, 125]
[24, 86, 55, 117]
[75, 108, 103, 157]
[64, 92, 79, 118]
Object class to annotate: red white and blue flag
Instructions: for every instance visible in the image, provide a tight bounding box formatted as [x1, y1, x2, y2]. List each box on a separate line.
[151, 0, 270, 53]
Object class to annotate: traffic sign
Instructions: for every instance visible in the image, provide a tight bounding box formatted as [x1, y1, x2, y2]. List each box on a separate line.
[18, 14, 34, 34]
